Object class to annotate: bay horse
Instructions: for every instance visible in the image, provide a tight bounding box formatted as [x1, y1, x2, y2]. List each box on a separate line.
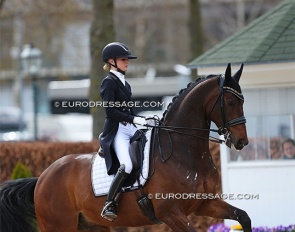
[0, 64, 251, 232]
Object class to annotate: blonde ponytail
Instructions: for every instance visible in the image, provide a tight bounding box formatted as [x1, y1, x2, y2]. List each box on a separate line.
[103, 63, 111, 72]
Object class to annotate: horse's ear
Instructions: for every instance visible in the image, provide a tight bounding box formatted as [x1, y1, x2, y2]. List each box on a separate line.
[225, 63, 231, 80]
[233, 63, 244, 83]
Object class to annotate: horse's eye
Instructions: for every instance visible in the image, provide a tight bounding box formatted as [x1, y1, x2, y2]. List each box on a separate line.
[227, 99, 234, 107]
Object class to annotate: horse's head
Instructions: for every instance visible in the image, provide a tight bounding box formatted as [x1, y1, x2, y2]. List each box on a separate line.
[208, 63, 248, 150]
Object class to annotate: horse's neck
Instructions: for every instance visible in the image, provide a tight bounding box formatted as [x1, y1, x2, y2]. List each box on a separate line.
[160, 79, 216, 170]
[165, 78, 217, 134]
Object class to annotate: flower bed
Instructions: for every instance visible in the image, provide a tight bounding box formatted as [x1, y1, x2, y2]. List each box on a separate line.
[208, 223, 295, 232]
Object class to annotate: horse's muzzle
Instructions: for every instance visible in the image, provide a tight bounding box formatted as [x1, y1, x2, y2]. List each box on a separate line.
[236, 138, 248, 150]
[225, 133, 248, 151]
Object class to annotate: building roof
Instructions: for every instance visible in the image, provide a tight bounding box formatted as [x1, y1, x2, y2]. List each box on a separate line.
[188, 0, 295, 68]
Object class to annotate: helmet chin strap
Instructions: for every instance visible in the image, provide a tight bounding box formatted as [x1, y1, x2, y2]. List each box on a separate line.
[116, 68, 125, 75]
[108, 59, 126, 75]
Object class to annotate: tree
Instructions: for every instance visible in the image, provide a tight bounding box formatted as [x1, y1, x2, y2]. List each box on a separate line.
[189, 0, 203, 78]
[189, 0, 203, 60]
[89, 0, 115, 139]
[0, 0, 4, 11]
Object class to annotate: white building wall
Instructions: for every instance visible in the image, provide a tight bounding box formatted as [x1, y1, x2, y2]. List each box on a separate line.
[221, 145, 295, 227]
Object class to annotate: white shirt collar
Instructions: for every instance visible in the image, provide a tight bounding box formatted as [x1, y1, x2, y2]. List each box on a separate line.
[110, 70, 125, 86]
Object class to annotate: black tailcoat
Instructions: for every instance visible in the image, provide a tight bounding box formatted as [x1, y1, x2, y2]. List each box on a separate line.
[100, 72, 136, 175]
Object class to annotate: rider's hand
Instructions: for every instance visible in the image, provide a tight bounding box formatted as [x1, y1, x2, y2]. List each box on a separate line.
[133, 117, 147, 126]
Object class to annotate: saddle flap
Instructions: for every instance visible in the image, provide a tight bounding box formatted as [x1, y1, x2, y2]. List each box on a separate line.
[129, 130, 147, 171]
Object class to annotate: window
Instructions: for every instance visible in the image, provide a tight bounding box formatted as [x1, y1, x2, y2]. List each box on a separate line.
[228, 86, 295, 162]
[229, 114, 293, 161]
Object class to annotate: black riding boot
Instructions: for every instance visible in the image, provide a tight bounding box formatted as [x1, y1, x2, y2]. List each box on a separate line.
[101, 165, 129, 221]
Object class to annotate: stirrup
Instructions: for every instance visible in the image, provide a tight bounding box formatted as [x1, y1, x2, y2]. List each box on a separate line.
[101, 201, 117, 222]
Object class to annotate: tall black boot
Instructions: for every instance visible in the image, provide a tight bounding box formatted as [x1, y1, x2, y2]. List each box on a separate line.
[101, 165, 129, 221]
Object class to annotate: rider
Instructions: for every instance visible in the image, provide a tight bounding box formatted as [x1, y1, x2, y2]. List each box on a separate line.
[99, 42, 147, 221]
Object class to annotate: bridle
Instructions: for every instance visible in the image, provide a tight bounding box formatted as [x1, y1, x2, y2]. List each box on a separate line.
[144, 75, 247, 162]
[208, 74, 246, 148]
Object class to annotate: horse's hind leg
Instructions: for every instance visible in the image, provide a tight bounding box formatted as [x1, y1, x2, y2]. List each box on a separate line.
[194, 199, 252, 232]
[161, 209, 196, 232]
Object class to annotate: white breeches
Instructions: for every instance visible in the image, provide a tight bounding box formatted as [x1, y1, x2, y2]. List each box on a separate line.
[113, 123, 137, 174]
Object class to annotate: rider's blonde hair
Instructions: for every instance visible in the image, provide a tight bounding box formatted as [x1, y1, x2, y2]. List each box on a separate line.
[103, 62, 111, 72]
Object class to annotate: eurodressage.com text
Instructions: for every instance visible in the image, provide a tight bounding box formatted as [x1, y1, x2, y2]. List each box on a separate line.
[53, 100, 165, 108]
[147, 193, 259, 200]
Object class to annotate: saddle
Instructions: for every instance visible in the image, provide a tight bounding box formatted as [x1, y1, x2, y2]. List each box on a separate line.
[98, 130, 147, 187]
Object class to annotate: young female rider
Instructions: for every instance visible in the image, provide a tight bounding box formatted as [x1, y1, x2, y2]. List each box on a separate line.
[99, 42, 147, 221]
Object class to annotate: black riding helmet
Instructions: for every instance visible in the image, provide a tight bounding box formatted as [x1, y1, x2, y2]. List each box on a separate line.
[102, 42, 137, 63]
[102, 42, 137, 74]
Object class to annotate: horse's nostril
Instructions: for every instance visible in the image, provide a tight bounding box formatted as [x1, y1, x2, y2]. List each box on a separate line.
[244, 139, 249, 146]
[239, 139, 248, 147]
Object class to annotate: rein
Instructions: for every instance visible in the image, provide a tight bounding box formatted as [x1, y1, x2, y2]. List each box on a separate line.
[145, 120, 223, 163]
[147, 123, 223, 143]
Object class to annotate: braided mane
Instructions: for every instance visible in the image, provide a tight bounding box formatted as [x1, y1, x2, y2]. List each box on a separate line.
[161, 75, 217, 121]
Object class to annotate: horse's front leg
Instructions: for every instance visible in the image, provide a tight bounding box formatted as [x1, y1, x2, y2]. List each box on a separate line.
[161, 209, 196, 232]
[194, 199, 252, 232]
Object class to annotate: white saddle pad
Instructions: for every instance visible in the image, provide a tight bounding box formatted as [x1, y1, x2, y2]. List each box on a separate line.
[91, 127, 153, 197]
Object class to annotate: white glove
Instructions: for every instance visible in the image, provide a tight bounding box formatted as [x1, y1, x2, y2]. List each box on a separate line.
[133, 117, 147, 126]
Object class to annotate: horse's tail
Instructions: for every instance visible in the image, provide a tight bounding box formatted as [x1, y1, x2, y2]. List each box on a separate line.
[0, 177, 38, 232]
